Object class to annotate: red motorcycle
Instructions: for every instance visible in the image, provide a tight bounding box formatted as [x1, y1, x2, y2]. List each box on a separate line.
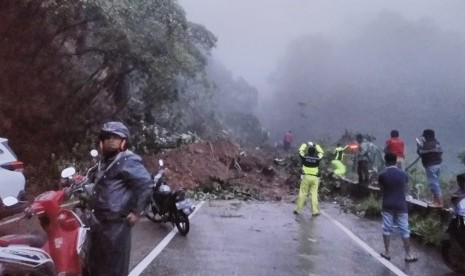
[0, 166, 92, 276]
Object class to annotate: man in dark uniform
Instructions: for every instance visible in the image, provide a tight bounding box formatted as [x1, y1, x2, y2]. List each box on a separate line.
[88, 121, 152, 276]
[356, 134, 371, 186]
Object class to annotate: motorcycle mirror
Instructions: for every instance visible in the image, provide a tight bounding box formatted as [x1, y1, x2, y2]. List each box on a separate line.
[61, 167, 76, 178]
[90, 149, 99, 158]
[158, 159, 164, 167]
[2, 196, 18, 207]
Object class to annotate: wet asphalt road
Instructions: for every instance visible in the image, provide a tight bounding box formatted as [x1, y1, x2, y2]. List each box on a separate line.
[0, 200, 458, 276]
[128, 200, 459, 276]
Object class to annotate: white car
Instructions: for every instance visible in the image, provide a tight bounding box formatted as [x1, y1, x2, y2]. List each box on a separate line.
[0, 138, 25, 200]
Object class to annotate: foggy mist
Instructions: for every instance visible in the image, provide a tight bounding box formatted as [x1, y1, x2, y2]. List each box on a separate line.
[179, 1, 465, 171]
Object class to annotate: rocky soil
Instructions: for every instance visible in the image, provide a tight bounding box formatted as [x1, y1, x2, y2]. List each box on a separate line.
[143, 140, 299, 201]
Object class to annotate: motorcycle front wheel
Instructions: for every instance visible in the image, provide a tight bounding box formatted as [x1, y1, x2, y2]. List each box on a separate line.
[174, 210, 190, 236]
[145, 204, 163, 223]
[442, 237, 465, 273]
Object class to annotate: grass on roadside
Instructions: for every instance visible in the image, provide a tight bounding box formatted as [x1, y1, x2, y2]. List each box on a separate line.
[355, 194, 382, 218]
[409, 213, 444, 247]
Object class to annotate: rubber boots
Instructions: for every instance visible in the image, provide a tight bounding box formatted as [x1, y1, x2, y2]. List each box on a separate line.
[429, 195, 443, 208]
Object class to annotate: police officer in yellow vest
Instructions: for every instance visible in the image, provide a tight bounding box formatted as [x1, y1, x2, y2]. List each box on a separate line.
[294, 141, 324, 216]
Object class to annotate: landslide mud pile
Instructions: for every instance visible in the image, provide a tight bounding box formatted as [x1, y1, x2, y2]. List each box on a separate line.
[143, 140, 297, 201]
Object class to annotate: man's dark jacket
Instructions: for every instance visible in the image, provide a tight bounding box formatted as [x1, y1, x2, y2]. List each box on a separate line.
[418, 138, 442, 168]
[89, 150, 152, 276]
[91, 150, 152, 217]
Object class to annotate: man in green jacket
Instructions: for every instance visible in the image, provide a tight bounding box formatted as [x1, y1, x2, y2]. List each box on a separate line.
[331, 143, 348, 177]
[294, 141, 324, 216]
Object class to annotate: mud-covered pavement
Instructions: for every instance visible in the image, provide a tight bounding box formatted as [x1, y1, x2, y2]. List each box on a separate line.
[129, 200, 456, 276]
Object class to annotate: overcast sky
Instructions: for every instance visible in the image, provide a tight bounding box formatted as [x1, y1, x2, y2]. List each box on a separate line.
[178, 0, 465, 95]
[178, 1, 465, 171]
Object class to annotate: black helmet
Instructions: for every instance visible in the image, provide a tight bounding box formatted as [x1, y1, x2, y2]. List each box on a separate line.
[99, 121, 130, 141]
[307, 142, 316, 155]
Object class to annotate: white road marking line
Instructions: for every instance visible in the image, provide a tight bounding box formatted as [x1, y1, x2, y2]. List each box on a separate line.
[321, 210, 408, 276]
[129, 201, 205, 276]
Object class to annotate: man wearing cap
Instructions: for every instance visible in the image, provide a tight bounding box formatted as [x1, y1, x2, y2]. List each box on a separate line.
[294, 141, 324, 216]
[88, 121, 152, 276]
[417, 129, 443, 208]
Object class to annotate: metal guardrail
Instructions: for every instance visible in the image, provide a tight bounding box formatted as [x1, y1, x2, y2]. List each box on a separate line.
[332, 175, 439, 210]
[407, 197, 428, 208]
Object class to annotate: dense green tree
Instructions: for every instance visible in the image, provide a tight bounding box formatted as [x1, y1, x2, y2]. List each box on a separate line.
[0, 0, 217, 189]
[0, 0, 270, 194]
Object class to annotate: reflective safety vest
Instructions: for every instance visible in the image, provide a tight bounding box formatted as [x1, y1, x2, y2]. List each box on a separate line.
[333, 145, 348, 161]
[298, 142, 324, 176]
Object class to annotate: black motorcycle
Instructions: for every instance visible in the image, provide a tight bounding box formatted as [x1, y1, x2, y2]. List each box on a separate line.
[145, 160, 194, 236]
[441, 173, 465, 273]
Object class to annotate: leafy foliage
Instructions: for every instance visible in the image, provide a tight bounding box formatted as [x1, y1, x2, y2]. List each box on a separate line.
[410, 213, 444, 246]
[0, 0, 217, 192]
[0, 0, 271, 195]
[356, 194, 382, 218]
[0, 0, 216, 134]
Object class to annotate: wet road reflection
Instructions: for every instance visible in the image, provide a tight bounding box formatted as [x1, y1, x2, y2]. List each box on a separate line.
[295, 213, 396, 276]
[130, 201, 455, 276]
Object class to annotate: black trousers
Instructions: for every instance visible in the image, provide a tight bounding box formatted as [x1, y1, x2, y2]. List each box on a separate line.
[88, 219, 131, 276]
[357, 160, 370, 186]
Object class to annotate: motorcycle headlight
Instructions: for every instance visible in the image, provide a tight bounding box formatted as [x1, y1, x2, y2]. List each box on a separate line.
[455, 198, 465, 216]
[159, 184, 171, 193]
